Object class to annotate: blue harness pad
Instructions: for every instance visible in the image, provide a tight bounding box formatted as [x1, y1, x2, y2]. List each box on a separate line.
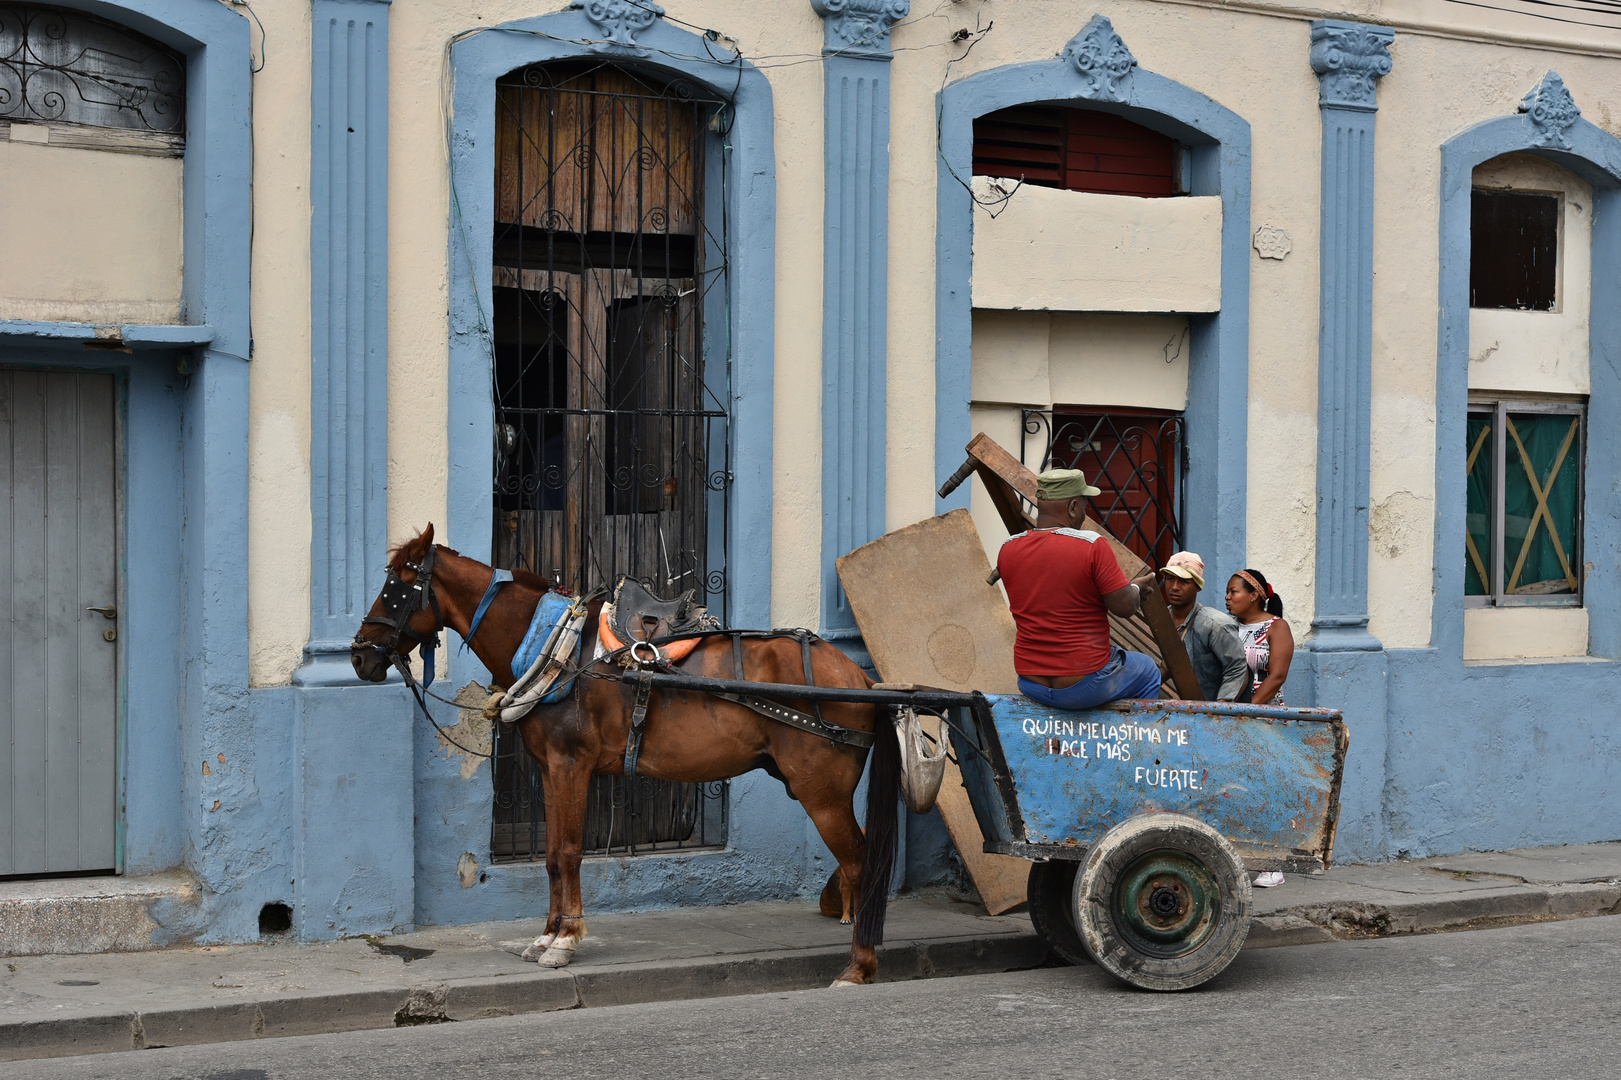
[512, 592, 581, 704]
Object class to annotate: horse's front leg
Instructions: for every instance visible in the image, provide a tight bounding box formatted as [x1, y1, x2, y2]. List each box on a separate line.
[519, 768, 567, 960]
[522, 756, 592, 967]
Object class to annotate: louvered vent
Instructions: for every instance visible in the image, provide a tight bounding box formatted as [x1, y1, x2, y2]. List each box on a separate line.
[973, 106, 1182, 197]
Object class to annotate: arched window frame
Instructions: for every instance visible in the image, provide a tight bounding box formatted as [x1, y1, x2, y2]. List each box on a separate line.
[1433, 79, 1621, 660]
[934, 16, 1252, 580]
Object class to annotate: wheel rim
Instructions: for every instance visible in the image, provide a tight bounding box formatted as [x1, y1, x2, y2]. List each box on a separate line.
[1111, 848, 1221, 958]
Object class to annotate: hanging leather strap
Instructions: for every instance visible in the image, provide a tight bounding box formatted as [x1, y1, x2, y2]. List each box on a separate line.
[623, 672, 656, 778]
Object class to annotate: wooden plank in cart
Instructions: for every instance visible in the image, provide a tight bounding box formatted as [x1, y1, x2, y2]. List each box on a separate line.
[834, 510, 1030, 915]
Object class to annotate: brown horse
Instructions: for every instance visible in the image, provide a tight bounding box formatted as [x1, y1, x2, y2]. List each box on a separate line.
[350, 525, 901, 985]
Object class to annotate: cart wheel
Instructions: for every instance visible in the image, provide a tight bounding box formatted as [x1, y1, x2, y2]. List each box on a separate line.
[1026, 861, 1091, 966]
[1073, 813, 1252, 992]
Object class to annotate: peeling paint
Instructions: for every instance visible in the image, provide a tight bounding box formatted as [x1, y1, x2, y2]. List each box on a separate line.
[457, 852, 478, 889]
[436, 682, 494, 780]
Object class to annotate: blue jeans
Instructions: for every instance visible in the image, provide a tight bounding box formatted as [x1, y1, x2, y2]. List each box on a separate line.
[1017, 647, 1163, 710]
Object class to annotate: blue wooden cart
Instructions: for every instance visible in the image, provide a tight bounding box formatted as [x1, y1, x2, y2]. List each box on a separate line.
[944, 694, 1348, 991]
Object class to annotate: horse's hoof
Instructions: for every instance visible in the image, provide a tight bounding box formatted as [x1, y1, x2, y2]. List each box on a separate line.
[520, 934, 556, 961]
[829, 978, 862, 988]
[839, 917, 851, 925]
[537, 943, 576, 968]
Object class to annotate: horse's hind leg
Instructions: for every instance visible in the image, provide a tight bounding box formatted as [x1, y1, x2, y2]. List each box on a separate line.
[801, 794, 877, 986]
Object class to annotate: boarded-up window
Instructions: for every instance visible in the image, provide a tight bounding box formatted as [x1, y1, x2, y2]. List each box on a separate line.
[973, 106, 1181, 198]
[1471, 190, 1558, 310]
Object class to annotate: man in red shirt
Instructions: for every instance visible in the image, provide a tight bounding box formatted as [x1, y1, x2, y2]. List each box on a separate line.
[997, 469, 1163, 709]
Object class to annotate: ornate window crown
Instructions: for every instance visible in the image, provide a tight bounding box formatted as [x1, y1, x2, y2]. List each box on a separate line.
[571, 0, 666, 57]
[1060, 15, 1137, 103]
[1519, 72, 1581, 151]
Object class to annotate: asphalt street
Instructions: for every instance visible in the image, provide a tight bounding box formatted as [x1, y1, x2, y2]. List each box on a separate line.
[9, 915, 1620, 1080]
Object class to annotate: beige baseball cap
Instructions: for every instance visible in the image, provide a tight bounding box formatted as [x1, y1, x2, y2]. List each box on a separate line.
[1159, 550, 1206, 589]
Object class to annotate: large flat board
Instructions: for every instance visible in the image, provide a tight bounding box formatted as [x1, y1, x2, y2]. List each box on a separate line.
[836, 509, 1029, 914]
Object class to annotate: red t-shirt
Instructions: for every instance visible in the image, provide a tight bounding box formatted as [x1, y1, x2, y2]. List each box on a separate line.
[997, 527, 1128, 677]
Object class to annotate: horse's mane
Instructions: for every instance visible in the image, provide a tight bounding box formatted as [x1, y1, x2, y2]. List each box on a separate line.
[386, 539, 552, 593]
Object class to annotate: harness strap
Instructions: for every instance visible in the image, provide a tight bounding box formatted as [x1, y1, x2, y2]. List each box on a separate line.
[463, 568, 513, 653]
[710, 692, 876, 749]
[732, 632, 744, 680]
[797, 630, 828, 728]
[623, 672, 656, 778]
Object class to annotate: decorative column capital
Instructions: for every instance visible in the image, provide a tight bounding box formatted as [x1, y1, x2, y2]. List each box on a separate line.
[809, 0, 910, 58]
[1309, 21, 1393, 112]
[570, 0, 665, 56]
[1520, 71, 1581, 150]
[1060, 15, 1137, 103]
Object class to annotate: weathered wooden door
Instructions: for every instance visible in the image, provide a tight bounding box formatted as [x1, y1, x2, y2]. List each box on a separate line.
[1, 369, 119, 876]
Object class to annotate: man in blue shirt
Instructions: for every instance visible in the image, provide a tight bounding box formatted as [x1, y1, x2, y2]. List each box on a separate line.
[1158, 551, 1248, 702]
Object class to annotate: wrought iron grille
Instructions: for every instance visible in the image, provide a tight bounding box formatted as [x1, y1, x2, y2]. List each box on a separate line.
[0, 4, 184, 132]
[1022, 407, 1186, 568]
[489, 61, 730, 861]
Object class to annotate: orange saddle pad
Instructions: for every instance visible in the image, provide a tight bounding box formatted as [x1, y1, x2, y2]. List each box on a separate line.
[598, 607, 703, 662]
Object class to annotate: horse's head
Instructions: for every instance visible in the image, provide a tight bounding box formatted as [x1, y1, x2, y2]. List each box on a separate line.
[351, 524, 442, 683]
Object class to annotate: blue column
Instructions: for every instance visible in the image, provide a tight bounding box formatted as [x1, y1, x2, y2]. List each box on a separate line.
[291, 0, 413, 941]
[1305, 20, 1392, 862]
[296, 0, 393, 685]
[1308, 20, 1392, 654]
[811, 0, 907, 656]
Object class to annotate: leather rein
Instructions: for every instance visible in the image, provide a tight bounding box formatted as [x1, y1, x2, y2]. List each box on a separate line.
[356, 547, 880, 761]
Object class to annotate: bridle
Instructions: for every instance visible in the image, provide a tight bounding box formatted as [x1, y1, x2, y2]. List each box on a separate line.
[352, 544, 499, 759]
[355, 545, 444, 688]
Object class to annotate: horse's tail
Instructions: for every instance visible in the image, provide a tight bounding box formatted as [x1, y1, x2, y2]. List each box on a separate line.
[855, 710, 900, 948]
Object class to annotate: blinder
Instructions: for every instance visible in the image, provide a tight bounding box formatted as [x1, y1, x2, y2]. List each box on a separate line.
[355, 544, 444, 687]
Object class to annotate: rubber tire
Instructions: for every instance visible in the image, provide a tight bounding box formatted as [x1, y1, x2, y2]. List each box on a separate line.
[1026, 861, 1092, 966]
[1073, 813, 1252, 991]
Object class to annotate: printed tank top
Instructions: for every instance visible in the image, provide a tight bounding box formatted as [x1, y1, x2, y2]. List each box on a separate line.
[1237, 617, 1284, 705]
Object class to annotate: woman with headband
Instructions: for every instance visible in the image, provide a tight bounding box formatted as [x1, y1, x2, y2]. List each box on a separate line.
[1225, 568, 1292, 707]
[1224, 567, 1294, 888]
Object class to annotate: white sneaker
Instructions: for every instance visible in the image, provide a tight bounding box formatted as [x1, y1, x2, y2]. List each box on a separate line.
[1254, 871, 1285, 888]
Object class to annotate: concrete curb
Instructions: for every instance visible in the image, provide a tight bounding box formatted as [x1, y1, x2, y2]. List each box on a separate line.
[1282, 881, 1621, 939]
[0, 932, 1050, 1061]
[4, 885, 1617, 1062]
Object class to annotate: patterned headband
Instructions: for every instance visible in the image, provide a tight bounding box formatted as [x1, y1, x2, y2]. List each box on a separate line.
[1235, 570, 1271, 598]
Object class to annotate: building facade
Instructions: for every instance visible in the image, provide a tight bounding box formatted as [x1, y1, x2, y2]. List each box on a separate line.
[2, 0, 1618, 945]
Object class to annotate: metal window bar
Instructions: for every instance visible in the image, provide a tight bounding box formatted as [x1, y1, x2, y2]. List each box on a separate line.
[1021, 408, 1186, 568]
[489, 61, 731, 860]
[1466, 397, 1584, 608]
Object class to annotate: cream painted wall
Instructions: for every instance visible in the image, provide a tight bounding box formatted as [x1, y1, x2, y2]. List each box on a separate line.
[970, 179, 1222, 313]
[1468, 154, 1591, 397]
[243, 0, 314, 686]
[1369, 34, 1621, 650]
[234, 0, 1621, 676]
[1464, 606, 1588, 660]
[0, 136, 181, 324]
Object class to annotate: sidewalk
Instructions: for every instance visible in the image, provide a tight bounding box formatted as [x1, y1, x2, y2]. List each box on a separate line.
[4, 842, 1619, 1061]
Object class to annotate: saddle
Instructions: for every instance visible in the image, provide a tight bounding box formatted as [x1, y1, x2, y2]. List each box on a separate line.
[600, 577, 715, 663]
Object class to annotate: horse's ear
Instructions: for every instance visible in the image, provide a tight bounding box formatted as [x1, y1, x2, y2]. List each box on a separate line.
[421, 523, 435, 548]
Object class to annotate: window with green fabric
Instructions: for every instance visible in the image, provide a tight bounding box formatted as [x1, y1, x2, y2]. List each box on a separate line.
[1465, 399, 1583, 606]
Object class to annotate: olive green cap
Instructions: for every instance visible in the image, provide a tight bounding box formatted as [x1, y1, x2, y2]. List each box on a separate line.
[1035, 468, 1102, 500]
